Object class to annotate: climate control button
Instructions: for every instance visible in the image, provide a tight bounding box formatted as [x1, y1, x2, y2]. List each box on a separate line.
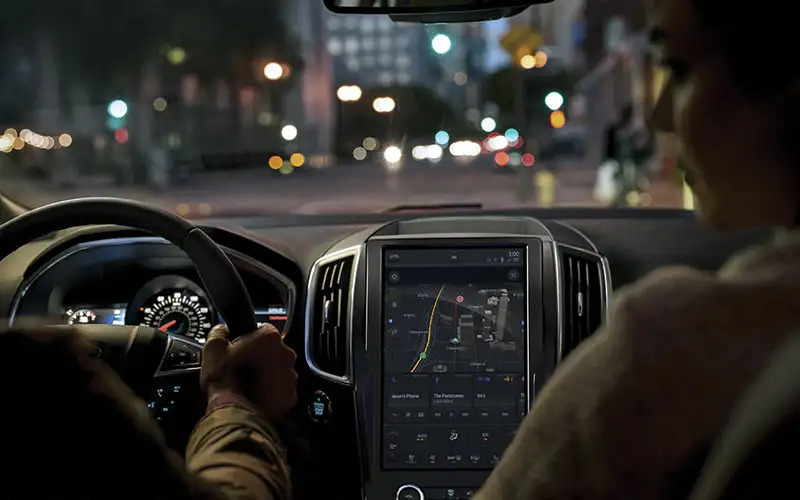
[396, 484, 424, 500]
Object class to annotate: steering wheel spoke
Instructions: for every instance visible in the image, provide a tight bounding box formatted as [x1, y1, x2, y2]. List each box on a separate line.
[156, 336, 203, 376]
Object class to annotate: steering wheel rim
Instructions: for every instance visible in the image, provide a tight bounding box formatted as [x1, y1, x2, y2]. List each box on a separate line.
[0, 197, 257, 339]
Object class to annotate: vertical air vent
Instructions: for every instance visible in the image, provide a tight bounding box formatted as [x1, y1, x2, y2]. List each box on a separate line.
[559, 246, 606, 361]
[307, 252, 356, 381]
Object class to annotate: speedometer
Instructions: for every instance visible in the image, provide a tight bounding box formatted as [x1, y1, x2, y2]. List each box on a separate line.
[140, 290, 213, 342]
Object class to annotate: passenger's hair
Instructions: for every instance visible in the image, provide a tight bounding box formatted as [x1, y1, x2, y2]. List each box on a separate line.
[690, 0, 800, 179]
[0, 327, 216, 500]
[690, 0, 798, 95]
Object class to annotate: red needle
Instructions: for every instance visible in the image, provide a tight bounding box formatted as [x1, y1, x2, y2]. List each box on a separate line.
[159, 319, 177, 332]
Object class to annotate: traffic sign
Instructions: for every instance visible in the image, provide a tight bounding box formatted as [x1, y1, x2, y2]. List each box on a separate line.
[499, 25, 543, 59]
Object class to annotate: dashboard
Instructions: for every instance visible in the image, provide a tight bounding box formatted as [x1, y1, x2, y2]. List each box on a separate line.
[0, 210, 770, 500]
[10, 237, 293, 344]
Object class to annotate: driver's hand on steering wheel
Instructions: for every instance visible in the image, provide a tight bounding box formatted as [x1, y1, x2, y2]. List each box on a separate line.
[200, 323, 298, 419]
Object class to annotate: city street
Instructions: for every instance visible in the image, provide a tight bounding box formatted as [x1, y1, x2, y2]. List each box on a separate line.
[5, 160, 684, 216]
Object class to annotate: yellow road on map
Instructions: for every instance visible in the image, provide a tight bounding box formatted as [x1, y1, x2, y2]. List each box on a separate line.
[410, 284, 444, 373]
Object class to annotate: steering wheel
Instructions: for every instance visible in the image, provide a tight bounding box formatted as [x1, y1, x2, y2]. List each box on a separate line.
[0, 197, 258, 386]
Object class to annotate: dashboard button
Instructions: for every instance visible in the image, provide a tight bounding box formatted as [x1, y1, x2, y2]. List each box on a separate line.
[308, 390, 331, 423]
[396, 484, 424, 500]
[162, 342, 201, 370]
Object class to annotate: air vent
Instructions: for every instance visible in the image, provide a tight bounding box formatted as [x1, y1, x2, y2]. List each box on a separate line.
[307, 253, 356, 380]
[559, 247, 606, 360]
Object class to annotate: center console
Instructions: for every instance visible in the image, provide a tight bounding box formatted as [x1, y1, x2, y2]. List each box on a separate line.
[362, 235, 549, 500]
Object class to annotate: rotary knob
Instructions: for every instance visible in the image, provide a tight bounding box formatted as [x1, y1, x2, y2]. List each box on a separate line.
[396, 484, 424, 500]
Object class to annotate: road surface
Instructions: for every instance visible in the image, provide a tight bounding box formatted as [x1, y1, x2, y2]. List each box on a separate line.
[4, 160, 684, 216]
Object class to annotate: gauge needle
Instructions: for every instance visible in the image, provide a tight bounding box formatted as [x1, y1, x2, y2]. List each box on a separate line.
[159, 320, 177, 332]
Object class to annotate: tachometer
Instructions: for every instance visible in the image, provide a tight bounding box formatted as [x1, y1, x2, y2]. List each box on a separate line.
[140, 290, 213, 342]
[65, 308, 97, 325]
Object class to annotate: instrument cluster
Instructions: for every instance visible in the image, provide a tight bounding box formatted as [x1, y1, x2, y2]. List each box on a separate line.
[63, 274, 289, 344]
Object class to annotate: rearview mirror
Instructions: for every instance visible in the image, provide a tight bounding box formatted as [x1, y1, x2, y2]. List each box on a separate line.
[323, 0, 553, 20]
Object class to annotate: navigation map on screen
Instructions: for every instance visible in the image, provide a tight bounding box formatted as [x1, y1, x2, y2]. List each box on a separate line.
[381, 247, 527, 470]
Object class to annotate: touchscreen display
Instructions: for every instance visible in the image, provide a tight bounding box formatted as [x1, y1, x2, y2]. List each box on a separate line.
[382, 247, 527, 470]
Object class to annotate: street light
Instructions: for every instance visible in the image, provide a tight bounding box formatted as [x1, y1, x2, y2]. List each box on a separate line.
[480, 117, 496, 133]
[431, 34, 452, 55]
[263, 62, 284, 80]
[384, 145, 402, 163]
[545, 92, 564, 111]
[281, 124, 298, 141]
[519, 54, 536, 69]
[373, 97, 396, 113]
[107, 99, 128, 119]
[337, 85, 362, 102]
[549, 110, 566, 129]
[534, 50, 548, 68]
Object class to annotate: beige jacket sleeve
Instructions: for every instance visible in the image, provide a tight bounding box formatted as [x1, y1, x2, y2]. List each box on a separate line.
[186, 404, 292, 500]
[475, 231, 800, 500]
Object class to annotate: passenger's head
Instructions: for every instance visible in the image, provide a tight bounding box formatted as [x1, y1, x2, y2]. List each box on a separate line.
[0, 326, 212, 500]
[650, 0, 800, 228]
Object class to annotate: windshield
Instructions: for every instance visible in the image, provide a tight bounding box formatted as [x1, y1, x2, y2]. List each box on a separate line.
[0, 2, 688, 216]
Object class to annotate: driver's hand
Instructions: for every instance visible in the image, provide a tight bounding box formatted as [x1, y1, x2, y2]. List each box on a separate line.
[201, 323, 298, 419]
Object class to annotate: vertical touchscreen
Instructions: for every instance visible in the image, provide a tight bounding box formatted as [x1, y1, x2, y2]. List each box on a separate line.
[381, 247, 527, 470]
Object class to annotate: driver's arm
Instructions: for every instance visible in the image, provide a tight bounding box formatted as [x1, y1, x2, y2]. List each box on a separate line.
[186, 395, 291, 500]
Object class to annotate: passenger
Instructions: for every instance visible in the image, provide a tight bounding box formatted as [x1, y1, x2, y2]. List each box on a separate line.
[0, 323, 297, 500]
[476, 0, 800, 498]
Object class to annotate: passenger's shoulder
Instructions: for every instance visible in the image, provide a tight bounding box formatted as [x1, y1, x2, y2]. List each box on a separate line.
[597, 265, 733, 351]
[611, 265, 717, 322]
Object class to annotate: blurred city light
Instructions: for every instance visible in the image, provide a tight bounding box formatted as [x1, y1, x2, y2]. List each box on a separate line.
[263, 62, 284, 80]
[268, 156, 283, 169]
[114, 128, 129, 144]
[449, 141, 481, 157]
[281, 124, 298, 141]
[290, 153, 305, 167]
[431, 34, 452, 54]
[411, 144, 444, 161]
[373, 97, 396, 113]
[353, 147, 367, 161]
[153, 97, 168, 112]
[495, 151, 510, 166]
[534, 50, 548, 68]
[58, 133, 73, 147]
[545, 91, 564, 111]
[486, 135, 509, 151]
[520, 55, 535, 69]
[107, 99, 128, 118]
[166, 47, 186, 65]
[521, 153, 536, 167]
[480, 117, 496, 133]
[453, 72, 468, 85]
[337, 85, 362, 102]
[504, 128, 519, 142]
[549, 110, 566, 129]
[435, 130, 450, 145]
[363, 137, 378, 150]
[0, 134, 13, 153]
[383, 145, 402, 163]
